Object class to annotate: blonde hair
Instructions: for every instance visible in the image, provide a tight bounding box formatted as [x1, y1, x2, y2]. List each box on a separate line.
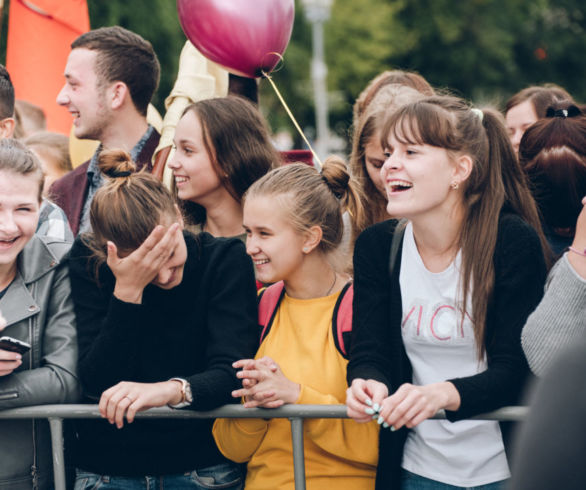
[245, 158, 364, 259]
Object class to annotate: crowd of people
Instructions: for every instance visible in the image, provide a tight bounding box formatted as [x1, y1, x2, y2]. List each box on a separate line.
[0, 24, 584, 490]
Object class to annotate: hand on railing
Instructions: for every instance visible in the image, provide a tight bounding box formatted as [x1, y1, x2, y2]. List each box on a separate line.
[98, 380, 184, 428]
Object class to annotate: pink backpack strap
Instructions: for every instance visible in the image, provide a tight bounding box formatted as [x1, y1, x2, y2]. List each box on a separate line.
[258, 281, 286, 344]
[332, 282, 353, 358]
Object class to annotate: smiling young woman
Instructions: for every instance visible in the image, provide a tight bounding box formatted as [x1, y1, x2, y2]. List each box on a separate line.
[212, 160, 378, 490]
[168, 96, 279, 241]
[346, 95, 551, 490]
[0, 139, 78, 490]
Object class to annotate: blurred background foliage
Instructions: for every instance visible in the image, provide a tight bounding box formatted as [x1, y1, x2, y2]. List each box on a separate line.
[2, 0, 584, 151]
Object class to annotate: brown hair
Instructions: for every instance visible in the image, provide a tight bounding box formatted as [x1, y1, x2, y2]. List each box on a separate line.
[180, 96, 280, 225]
[0, 138, 44, 201]
[245, 158, 365, 259]
[72, 26, 160, 116]
[505, 85, 573, 119]
[349, 85, 424, 237]
[353, 69, 435, 123]
[24, 131, 72, 173]
[382, 95, 549, 357]
[85, 149, 177, 269]
[15, 99, 46, 137]
[519, 102, 586, 233]
[0, 64, 14, 120]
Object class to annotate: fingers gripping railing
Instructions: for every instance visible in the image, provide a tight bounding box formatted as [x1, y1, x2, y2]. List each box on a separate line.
[0, 404, 528, 490]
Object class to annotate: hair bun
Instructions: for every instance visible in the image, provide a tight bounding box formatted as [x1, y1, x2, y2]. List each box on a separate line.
[320, 155, 350, 200]
[98, 149, 137, 179]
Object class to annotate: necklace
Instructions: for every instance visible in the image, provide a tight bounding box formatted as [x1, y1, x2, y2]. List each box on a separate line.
[325, 270, 337, 296]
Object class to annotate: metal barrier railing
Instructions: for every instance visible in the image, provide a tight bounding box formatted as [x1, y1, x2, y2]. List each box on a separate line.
[0, 404, 528, 490]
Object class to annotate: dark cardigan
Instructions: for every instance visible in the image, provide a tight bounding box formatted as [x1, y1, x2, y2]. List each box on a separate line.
[68, 231, 258, 476]
[347, 214, 547, 489]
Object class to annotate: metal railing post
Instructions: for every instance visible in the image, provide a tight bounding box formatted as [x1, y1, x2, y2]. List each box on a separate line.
[48, 417, 67, 490]
[290, 417, 307, 490]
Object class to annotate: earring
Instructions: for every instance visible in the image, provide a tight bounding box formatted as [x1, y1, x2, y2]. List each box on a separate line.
[451, 181, 459, 190]
[303, 247, 309, 253]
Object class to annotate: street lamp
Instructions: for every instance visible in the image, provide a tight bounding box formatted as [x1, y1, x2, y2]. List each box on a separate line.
[301, 0, 332, 161]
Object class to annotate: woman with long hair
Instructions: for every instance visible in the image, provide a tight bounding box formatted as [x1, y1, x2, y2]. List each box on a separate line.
[168, 96, 280, 241]
[346, 95, 549, 489]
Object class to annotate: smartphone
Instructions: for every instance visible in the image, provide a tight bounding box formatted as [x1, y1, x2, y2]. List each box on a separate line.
[0, 336, 31, 355]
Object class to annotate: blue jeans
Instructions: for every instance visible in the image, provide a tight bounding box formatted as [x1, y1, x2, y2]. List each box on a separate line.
[74, 462, 243, 490]
[401, 469, 507, 490]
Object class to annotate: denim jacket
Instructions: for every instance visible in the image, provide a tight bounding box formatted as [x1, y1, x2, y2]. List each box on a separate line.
[0, 235, 80, 490]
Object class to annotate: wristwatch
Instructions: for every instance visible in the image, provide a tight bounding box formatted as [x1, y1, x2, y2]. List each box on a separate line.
[168, 377, 193, 409]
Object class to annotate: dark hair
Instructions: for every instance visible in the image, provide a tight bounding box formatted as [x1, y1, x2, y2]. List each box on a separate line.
[72, 26, 160, 116]
[505, 85, 573, 119]
[0, 138, 44, 201]
[353, 69, 435, 122]
[519, 102, 586, 232]
[180, 96, 280, 225]
[245, 157, 364, 257]
[0, 64, 15, 119]
[228, 74, 259, 104]
[382, 95, 549, 358]
[86, 149, 177, 268]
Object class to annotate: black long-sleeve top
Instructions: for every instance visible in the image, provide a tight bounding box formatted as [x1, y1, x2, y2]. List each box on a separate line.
[347, 214, 547, 489]
[68, 231, 258, 476]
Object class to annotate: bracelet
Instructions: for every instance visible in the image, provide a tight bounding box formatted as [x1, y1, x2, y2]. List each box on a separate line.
[569, 246, 586, 257]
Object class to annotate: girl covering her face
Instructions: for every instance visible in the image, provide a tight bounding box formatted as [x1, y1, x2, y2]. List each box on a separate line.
[68, 149, 258, 490]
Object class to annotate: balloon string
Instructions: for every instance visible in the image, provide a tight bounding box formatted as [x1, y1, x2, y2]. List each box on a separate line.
[262, 70, 323, 171]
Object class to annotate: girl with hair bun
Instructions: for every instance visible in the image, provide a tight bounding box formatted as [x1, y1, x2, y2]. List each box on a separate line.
[68, 149, 258, 489]
[213, 159, 378, 490]
[346, 95, 549, 489]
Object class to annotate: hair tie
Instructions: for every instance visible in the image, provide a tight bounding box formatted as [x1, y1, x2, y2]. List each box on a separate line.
[320, 173, 342, 200]
[471, 108, 484, 122]
[546, 105, 582, 119]
[109, 170, 132, 178]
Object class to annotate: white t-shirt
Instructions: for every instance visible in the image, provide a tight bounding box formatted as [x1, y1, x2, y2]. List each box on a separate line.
[399, 222, 510, 486]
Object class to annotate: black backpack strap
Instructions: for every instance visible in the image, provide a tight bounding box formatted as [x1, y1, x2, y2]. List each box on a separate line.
[389, 219, 408, 278]
[332, 282, 353, 359]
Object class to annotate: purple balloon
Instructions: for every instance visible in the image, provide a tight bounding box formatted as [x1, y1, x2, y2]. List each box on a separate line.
[177, 0, 295, 79]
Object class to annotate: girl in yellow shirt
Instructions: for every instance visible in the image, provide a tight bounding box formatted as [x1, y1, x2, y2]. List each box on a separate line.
[213, 159, 379, 489]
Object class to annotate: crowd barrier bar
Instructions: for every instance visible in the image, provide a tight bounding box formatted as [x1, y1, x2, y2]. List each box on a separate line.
[0, 404, 528, 490]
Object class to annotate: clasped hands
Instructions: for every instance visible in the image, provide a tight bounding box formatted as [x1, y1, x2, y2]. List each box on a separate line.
[232, 356, 300, 408]
[346, 378, 460, 431]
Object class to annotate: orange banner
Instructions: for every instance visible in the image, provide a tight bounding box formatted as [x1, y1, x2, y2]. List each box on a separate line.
[6, 0, 90, 134]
